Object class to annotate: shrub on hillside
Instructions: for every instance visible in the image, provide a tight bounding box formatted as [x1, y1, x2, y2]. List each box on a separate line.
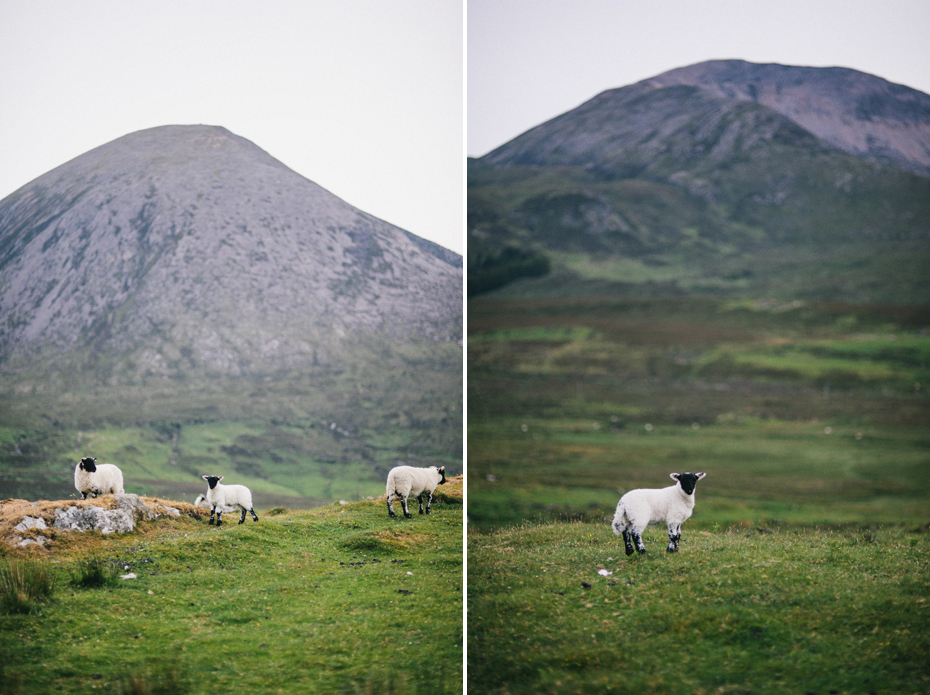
[468, 245, 550, 296]
[69, 555, 120, 589]
[0, 558, 56, 615]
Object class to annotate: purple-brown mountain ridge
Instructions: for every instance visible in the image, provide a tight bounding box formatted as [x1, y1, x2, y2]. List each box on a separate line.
[469, 60, 930, 303]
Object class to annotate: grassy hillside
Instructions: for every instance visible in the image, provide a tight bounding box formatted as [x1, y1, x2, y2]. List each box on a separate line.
[468, 522, 930, 694]
[467, 157, 930, 303]
[0, 341, 463, 506]
[0, 478, 463, 694]
[467, 295, 930, 692]
[468, 296, 930, 530]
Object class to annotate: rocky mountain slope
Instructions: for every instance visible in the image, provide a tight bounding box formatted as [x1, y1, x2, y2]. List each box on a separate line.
[643, 60, 930, 178]
[468, 61, 930, 303]
[475, 59, 930, 178]
[0, 125, 462, 384]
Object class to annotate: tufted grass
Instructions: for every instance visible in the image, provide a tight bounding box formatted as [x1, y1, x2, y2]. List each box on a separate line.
[0, 482, 463, 694]
[0, 558, 56, 615]
[467, 521, 930, 695]
[68, 554, 122, 589]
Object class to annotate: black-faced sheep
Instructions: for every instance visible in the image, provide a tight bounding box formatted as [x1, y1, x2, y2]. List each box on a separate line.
[74, 457, 125, 499]
[386, 465, 446, 518]
[611, 472, 706, 555]
[201, 476, 259, 526]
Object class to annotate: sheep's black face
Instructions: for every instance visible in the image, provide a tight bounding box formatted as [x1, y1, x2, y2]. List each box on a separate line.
[438, 466, 447, 485]
[80, 457, 97, 472]
[202, 475, 223, 489]
[672, 472, 706, 495]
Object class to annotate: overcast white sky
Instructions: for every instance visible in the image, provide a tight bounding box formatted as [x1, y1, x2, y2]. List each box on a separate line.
[0, 0, 464, 254]
[4, 2, 929, 258]
[468, 0, 930, 158]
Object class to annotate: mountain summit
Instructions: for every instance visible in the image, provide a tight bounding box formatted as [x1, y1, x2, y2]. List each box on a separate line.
[468, 61, 930, 303]
[641, 60, 930, 178]
[0, 125, 462, 381]
[475, 59, 930, 179]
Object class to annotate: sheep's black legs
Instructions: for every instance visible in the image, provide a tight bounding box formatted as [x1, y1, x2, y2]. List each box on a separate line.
[389, 492, 411, 519]
[209, 507, 216, 525]
[622, 530, 635, 556]
[216, 511, 223, 527]
[621, 529, 646, 554]
[667, 523, 682, 552]
[416, 492, 435, 515]
[238, 508, 258, 523]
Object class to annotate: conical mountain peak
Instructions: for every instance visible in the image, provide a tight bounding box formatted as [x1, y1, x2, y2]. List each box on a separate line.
[0, 125, 462, 381]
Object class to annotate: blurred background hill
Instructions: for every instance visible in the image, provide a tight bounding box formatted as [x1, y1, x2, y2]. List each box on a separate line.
[468, 60, 930, 303]
[467, 61, 930, 530]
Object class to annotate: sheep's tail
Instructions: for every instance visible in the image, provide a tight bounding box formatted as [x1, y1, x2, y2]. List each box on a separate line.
[611, 501, 627, 537]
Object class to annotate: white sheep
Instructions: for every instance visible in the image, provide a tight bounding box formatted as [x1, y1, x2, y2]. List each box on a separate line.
[386, 465, 447, 518]
[201, 475, 259, 526]
[74, 457, 125, 499]
[611, 472, 706, 555]
[193, 494, 239, 514]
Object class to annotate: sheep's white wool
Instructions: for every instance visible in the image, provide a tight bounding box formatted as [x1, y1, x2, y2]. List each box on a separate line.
[611, 472, 706, 555]
[385, 465, 447, 518]
[201, 476, 259, 525]
[74, 458, 125, 499]
[193, 494, 238, 514]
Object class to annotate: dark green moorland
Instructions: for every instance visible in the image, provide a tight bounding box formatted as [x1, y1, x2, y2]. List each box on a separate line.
[0, 480, 463, 694]
[0, 340, 463, 508]
[467, 295, 930, 694]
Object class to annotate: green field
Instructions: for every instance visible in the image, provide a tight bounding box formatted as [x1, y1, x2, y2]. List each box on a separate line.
[0, 340, 463, 507]
[0, 485, 463, 694]
[468, 296, 930, 529]
[0, 421, 392, 508]
[467, 295, 930, 693]
[468, 523, 929, 695]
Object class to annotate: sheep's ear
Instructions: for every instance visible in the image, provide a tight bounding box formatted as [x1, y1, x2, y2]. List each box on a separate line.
[670, 473, 680, 481]
[696, 472, 706, 480]
[217, 476, 224, 481]
[438, 466, 445, 473]
[202, 475, 209, 480]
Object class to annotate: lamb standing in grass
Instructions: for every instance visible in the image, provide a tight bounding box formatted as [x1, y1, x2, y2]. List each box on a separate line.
[74, 457, 125, 499]
[611, 472, 706, 555]
[201, 475, 259, 526]
[386, 465, 446, 518]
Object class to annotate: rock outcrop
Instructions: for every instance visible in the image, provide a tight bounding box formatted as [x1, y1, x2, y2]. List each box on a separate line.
[3, 494, 190, 546]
